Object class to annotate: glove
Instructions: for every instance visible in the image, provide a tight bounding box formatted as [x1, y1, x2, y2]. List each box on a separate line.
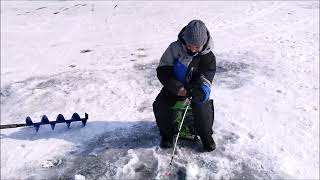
[189, 76, 211, 104]
[177, 86, 187, 97]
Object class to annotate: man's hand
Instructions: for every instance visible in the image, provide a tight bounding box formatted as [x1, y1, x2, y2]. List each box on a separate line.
[190, 87, 205, 103]
[189, 77, 211, 103]
[177, 86, 187, 96]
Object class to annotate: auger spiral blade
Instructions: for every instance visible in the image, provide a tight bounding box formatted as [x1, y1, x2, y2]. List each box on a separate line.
[50, 123, 56, 130]
[66, 121, 72, 129]
[81, 113, 88, 127]
[34, 123, 41, 132]
[56, 114, 66, 123]
[26, 117, 33, 126]
[41, 115, 50, 124]
[71, 113, 81, 121]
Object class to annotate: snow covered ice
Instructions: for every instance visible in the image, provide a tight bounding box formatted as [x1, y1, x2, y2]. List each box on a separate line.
[1, 1, 319, 179]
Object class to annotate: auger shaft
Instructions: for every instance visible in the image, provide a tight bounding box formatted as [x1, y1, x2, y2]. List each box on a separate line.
[0, 123, 28, 129]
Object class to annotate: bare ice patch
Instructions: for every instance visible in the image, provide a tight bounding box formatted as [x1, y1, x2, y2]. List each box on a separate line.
[215, 52, 255, 89]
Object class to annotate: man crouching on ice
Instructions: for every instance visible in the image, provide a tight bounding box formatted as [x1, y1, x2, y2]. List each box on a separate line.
[153, 20, 216, 152]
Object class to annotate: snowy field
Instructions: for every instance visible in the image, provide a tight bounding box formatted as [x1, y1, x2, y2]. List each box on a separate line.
[1, 1, 319, 179]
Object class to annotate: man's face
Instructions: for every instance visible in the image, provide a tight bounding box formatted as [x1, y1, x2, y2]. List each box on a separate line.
[186, 43, 203, 53]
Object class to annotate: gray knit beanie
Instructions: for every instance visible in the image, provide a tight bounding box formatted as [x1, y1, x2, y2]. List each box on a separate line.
[184, 20, 208, 47]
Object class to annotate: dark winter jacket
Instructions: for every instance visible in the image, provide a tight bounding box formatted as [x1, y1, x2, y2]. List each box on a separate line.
[156, 25, 216, 101]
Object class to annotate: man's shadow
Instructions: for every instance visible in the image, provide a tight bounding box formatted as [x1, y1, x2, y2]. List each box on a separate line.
[0, 120, 160, 150]
[0, 119, 201, 154]
[0, 120, 202, 180]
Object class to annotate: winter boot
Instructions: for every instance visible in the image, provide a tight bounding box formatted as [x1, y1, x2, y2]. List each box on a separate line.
[203, 138, 216, 152]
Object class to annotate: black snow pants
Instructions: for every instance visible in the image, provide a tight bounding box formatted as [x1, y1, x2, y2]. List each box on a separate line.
[153, 88, 215, 146]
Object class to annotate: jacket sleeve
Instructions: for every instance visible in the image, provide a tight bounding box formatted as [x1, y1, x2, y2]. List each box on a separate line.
[157, 44, 184, 95]
[199, 51, 216, 83]
[192, 51, 216, 103]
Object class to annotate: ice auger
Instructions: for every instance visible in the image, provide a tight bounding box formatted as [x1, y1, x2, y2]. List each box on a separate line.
[0, 113, 88, 132]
